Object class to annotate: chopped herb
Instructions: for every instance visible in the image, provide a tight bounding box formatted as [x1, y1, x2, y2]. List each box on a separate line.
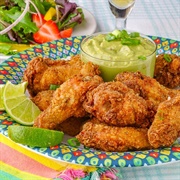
[121, 30, 129, 38]
[67, 138, 80, 147]
[105, 33, 116, 41]
[105, 29, 141, 45]
[138, 55, 147, 60]
[164, 54, 172, 62]
[84, 146, 90, 150]
[111, 29, 121, 38]
[130, 32, 140, 38]
[121, 38, 140, 45]
[49, 84, 60, 90]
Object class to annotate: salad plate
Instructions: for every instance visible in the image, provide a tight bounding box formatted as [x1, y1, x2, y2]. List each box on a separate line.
[0, 35, 180, 168]
[72, 8, 97, 37]
[0, 54, 11, 62]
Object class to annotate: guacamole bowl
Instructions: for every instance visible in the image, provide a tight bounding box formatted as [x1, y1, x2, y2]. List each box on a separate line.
[80, 30, 157, 81]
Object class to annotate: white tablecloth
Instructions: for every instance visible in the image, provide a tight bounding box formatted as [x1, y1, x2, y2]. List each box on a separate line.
[75, 0, 180, 41]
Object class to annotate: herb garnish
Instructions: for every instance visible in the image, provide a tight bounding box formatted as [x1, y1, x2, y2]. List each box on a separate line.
[164, 54, 172, 62]
[67, 137, 80, 147]
[50, 84, 60, 90]
[105, 29, 141, 46]
[138, 55, 147, 60]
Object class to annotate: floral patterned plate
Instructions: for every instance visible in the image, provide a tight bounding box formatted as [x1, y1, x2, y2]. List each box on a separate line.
[0, 35, 180, 167]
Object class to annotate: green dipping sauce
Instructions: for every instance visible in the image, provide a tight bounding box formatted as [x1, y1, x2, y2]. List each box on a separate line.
[80, 32, 157, 81]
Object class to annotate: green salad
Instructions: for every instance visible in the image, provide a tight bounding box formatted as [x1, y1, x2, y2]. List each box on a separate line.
[0, 0, 84, 55]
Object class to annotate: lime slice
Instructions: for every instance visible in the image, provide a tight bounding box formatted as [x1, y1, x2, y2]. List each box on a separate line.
[3, 81, 41, 125]
[0, 84, 5, 110]
[8, 126, 64, 147]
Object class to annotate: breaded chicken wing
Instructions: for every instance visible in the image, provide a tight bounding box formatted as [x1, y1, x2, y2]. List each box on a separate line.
[148, 93, 180, 148]
[31, 89, 88, 136]
[76, 118, 152, 152]
[31, 90, 54, 111]
[83, 81, 150, 128]
[33, 75, 103, 129]
[115, 71, 178, 110]
[154, 54, 180, 88]
[23, 55, 101, 96]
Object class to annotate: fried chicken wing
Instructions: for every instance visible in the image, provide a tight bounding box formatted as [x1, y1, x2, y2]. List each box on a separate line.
[83, 81, 150, 128]
[76, 118, 152, 152]
[31, 89, 88, 136]
[154, 54, 180, 88]
[115, 71, 178, 110]
[23, 55, 101, 96]
[31, 90, 54, 111]
[148, 93, 180, 148]
[33, 75, 103, 129]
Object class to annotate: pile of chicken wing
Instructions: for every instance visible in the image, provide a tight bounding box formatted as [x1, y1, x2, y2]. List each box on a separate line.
[23, 54, 180, 152]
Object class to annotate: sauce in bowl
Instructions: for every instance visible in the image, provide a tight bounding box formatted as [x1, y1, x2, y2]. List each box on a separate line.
[80, 30, 157, 81]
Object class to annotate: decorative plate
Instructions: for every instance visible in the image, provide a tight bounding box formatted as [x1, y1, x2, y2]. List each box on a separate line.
[0, 36, 180, 168]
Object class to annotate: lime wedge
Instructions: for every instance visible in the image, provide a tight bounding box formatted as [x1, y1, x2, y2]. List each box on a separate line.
[3, 81, 41, 125]
[0, 84, 5, 110]
[8, 126, 64, 147]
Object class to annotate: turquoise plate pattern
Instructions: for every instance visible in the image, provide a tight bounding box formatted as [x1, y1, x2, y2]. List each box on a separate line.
[0, 35, 180, 167]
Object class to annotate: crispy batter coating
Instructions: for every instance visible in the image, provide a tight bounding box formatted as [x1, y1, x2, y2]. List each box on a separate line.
[76, 118, 152, 152]
[154, 54, 180, 88]
[83, 81, 150, 128]
[148, 93, 180, 148]
[115, 71, 178, 111]
[31, 89, 87, 136]
[31, 90, 54, 111]
[23, 55, 101, 96]
[33, 75, 103, 129]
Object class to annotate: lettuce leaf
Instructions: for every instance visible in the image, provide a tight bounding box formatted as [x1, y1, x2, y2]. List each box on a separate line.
[0, 7, 38, 34]
[55, 0, 84, 30]
[58, 8, 84, 30]
[0, 44, 16, 55]
[0, 6, 38, 43]
[29, 0, 52, 15]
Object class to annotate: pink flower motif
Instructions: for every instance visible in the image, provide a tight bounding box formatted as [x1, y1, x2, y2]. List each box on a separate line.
[58, 173, 73, 180]
[57, 168, 86, 179]
[101, 169, 118, 180]
[65, 169, 86, 178]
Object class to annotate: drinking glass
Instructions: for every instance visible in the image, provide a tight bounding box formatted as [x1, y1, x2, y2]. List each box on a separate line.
[108, 0, 136, 30]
